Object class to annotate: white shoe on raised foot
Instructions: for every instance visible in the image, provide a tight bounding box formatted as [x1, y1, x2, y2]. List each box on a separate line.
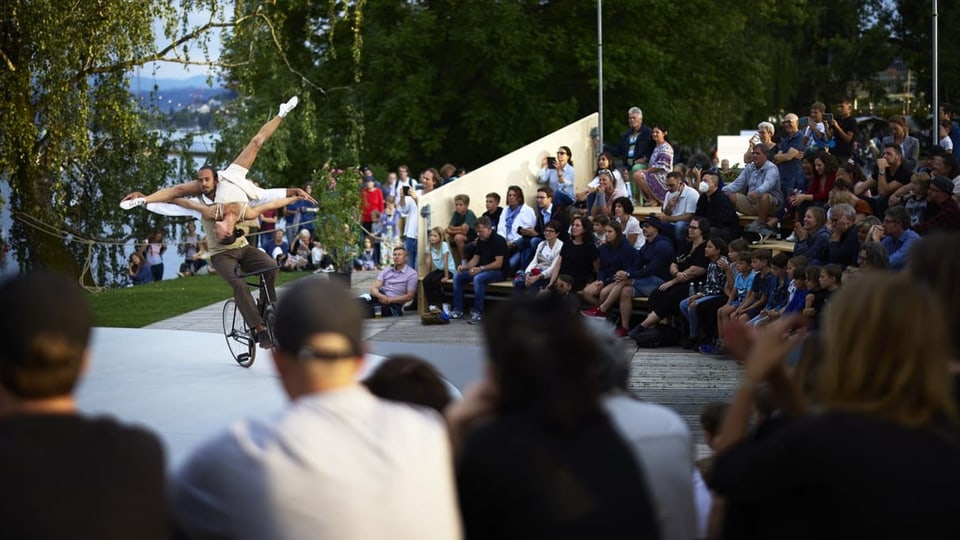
[119, 197, 146, 210]
[278, 96, 299, 118]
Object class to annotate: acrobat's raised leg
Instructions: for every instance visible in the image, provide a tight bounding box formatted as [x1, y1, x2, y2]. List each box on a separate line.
[232, 97, 299, 170]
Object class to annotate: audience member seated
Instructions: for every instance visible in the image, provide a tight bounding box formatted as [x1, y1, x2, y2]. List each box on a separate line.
[0, 271, 169, 538]
[264, 229, 289, 265]
[611, 196, 644, 250]
[680, 238, 729, 350]
[862, 143, 915, 215]
[446, 194, 477, 265]
[172, 279, 460, 539]
[635, 125, 674, 205]
[497, 185, 537, 275]
[882, 114, 921, 168]
[363, 355, 453, 414]
[362, 247, 418, 318]
[126, 252, 152, 286]
[423, 227, 456, 311]
[865, 205, 919, 270]
[578, 153, 628, 210]
[888, 172, 930, 227]
[908, 232, 960, 407]
[857, 241, 890, 271]
[178, 220, 209, 276]
[537, 145, 576, 208]
[447, 295, 660, 539]
[588, 168, 620, 219]
[605, 106, 654, 185]
[694, 168, 740, 242]
[657, 171, 700, 244]
[450, 216, 507, 325]
[580, 220, 638, 320]
[827, 177, 873, 222]
[792, 206, 829, 265]
[513, 219, 563, 296]
[710, 273, 960, 540]
[628, 217, 710, 342]
[593, 329, 698, 540]
[788, 150, 837, 232]
[353, 236, 378, 271]
[557, 215, 599, 293]
[283, 228, 313, 271]
[723, 145, 783, 238]
[609, 215, 676, 338]
[826, 203, 859, 268]
[914, 175, 960, 235]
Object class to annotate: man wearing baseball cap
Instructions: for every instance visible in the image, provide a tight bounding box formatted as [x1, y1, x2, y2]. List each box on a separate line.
[172, 278, 461, 539]
[0, 271, 169, 538]
[914, 175, 960, 236]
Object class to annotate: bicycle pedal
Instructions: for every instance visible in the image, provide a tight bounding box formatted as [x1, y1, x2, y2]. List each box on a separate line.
[237, 352, 250, 363]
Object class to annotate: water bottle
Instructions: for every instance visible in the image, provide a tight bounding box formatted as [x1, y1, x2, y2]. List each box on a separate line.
[688, 282, 696, 297]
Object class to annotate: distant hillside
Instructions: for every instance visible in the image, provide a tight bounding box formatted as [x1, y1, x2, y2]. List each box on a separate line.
[128, 74, 235, 112]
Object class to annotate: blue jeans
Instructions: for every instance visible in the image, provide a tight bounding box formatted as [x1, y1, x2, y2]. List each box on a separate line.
[680, 294, 720, 338]
[404, 237, 417, 270]
[453, 268, 502, 314]
[632, 276, 665, 297]
[509, 237, 532, 274]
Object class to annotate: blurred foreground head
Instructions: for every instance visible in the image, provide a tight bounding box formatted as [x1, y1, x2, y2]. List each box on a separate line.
[0, 271, 92, 400]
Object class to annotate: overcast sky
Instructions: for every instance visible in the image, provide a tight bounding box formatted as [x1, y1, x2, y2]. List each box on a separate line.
[136, 7, 224, 81]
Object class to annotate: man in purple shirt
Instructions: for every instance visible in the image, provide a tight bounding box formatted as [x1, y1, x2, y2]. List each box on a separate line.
[364, 247, 418, 317]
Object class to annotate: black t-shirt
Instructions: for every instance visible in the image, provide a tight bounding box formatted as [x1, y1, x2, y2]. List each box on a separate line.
[476, 233, 508, 268]
[559, 240, 599, 291]
[831, 116, 858, 158]
[482, 207, 503, 234]
[0, 414, 169, 539]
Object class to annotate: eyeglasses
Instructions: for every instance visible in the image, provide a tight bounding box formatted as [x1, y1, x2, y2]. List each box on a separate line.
[544, 229, 557, 234]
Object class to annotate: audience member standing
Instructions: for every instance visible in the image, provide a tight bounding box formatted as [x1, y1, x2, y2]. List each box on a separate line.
[143, 228, 167, 282]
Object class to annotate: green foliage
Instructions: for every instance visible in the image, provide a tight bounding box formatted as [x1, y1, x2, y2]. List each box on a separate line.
[0, 0, 226, 283]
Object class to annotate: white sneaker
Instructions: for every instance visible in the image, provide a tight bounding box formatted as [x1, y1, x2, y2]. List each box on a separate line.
[278, 96, 299, 118]
[119, 197, 146, 210]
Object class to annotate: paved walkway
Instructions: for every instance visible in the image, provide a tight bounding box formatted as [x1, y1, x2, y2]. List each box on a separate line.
[144, 269, 743, 454]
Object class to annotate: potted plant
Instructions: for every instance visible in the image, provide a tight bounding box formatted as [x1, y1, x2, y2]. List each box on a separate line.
[311, 162, 362, 285]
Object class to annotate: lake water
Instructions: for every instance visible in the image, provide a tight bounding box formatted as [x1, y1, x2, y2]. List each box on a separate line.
[0, 131, 219, 284]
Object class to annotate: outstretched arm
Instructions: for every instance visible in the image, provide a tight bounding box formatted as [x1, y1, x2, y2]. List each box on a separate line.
[122, 181, 202, 204]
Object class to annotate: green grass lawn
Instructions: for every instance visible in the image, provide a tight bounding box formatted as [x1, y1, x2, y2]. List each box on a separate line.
[88, 272, 310, 328]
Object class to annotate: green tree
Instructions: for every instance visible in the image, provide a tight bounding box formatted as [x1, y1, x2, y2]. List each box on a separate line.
[0, 0, 241, 284]
[891, 0, 960, 111]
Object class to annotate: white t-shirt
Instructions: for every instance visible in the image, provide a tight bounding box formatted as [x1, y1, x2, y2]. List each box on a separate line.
[172, 385, 462, 540]
[661, 185, 700, 219]
[398, 196, 419, 240]
[620, 215, 645, 250]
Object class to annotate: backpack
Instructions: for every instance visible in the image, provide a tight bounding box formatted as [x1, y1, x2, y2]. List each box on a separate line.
[421, 310, 450, 325]
[632, 324, 681, 348]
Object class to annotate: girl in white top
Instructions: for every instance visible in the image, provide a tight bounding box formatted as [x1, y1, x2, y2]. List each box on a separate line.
[612, 197, 644, 250]
[514, 220, 564, 295]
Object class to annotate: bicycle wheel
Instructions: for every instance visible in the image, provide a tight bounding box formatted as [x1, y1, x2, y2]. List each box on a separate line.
[222, 299, 256, 367]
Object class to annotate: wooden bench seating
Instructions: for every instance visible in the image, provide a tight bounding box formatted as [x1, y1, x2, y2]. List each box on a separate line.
[420, 278, 650, 314]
